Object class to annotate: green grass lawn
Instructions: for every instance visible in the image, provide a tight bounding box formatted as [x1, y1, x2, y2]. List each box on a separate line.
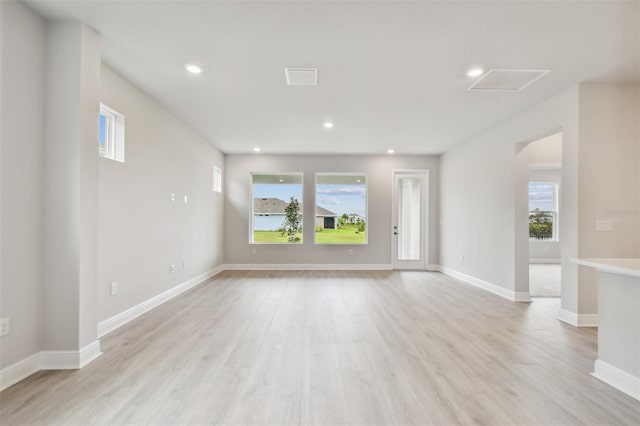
[316, 224, 366, 244]
[253, 224, 365, 244]
[253, 231, 303, 243]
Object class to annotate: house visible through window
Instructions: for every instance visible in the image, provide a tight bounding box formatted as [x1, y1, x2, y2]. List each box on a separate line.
[99, 103, 125, 162]
[529, 181, 557, 241]
[315, 173, 367, 244]
[251, 173, 303, 244]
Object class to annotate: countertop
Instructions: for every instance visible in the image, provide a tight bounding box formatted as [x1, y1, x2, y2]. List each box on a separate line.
[571, 258, 640, 278]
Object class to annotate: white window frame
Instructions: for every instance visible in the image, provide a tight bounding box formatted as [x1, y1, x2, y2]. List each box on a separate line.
[528, 181, 559, 242]
[99, 103, 125, 163]
[250, 172, 304, 245]
[314, 172, 368, 245]
[213, 166, 222, 193]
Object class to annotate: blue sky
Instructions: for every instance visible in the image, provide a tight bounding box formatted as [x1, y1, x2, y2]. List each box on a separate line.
[316, 184, 366, 217]
[254, 183, 366, 217]
[529, 182, 554, 211]
[99, 114, 106, 144]
[254, 184, 303, 203]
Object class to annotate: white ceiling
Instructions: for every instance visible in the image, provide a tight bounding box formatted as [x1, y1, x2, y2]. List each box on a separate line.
[27, 1, 639, 155]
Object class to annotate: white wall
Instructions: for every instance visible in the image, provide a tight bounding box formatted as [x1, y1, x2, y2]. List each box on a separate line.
[527, 132, 562, 165]
[224, 155, 439, 266]
[43, 21, 101, 351]
[440, 88, 579, 302]
[440, 84, 639, 320]
[0, 0, 46, 368]
[577, 84, 639, 315]
[98, 64, 224, 322]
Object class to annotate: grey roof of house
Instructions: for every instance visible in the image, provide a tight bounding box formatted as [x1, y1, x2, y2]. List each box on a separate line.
[254, 198, 289, 214]
[253, 198, 337, 217]
[315, 206, 338, 217]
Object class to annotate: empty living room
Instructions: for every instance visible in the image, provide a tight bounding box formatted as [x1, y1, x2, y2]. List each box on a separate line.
[1, 0, 639, 425]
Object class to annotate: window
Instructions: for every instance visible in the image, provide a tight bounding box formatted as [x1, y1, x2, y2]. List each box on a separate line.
[251, 173, 303, 244]
[315, 173, 367, 244]
[99, 103, 125, 162]
[529, 182, 557, 241]
[213, 166, 222, 192]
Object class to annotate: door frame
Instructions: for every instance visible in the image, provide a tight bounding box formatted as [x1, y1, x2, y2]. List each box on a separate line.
[391, 169, 429, 270]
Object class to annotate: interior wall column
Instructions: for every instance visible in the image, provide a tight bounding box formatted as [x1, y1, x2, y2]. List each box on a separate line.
[43, 20, 101, 361]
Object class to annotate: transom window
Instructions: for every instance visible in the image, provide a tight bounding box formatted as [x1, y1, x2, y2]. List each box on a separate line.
[213, 166, 222, 193]
[99, 103, 125, 163]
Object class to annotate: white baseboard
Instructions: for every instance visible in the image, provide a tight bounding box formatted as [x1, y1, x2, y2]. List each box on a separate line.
[97, 265, 225, 338]
[557, 308, 598, 327]
[529, 258, 561, 264]
[41, 340, 103, 370]
[40, 350, 80, 370]
[79, 340, 103, 368]
[223, 263, 393, 271]
[2, 265, 225, 391]
[0, 352, 41, 391]
[1, 340, 102, 391]
[436, 265, 531, 302]
[593, 359, 640, 401]
[514, 292, 533, 302]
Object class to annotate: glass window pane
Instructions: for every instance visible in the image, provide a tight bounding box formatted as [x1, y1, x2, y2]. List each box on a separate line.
[529, 181, 555, 240]
[99, 113, 106, 145]
[213, 166, 222, 192]
[252, 173, 303, 244]
[528, 182, 554, 211]
[397, 178, 421, 260]
[315, 174, 367, 245]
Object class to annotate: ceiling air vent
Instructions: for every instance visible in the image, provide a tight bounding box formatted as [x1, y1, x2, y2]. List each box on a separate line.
[285, 68, 318, 86]
[469, 69, 550, 91]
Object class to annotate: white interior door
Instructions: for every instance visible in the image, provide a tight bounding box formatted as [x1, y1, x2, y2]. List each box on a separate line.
[392, 171, 428, 270]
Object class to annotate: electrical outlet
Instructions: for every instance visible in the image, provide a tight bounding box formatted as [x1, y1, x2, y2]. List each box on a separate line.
[170, 264, 176, 274]
[0, 317, 9, 337]
[596, 220, 612, 232]
[183, 260, 187, 270]
[251, 248, 256, 255]
[348, 249, 354, 256]
[184, 195, 188, 204]
[460, 254, 465, 263]
[110, 282, 118, 296]
[170, 193, 176, 202]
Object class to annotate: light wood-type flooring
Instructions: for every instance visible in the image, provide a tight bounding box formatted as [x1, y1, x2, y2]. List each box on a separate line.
[1, 270, 639, 425]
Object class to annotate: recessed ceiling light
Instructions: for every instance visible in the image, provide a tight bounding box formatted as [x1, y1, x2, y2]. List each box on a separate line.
[387, 149, 395, 154]
[356, 179, 361, 183]
[253, 147, 261, 153]
[185, 63, 204, 74]
[323, 121, 334, 129]
[279, 179, 284, 183]
[466, 67, 484, 78]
